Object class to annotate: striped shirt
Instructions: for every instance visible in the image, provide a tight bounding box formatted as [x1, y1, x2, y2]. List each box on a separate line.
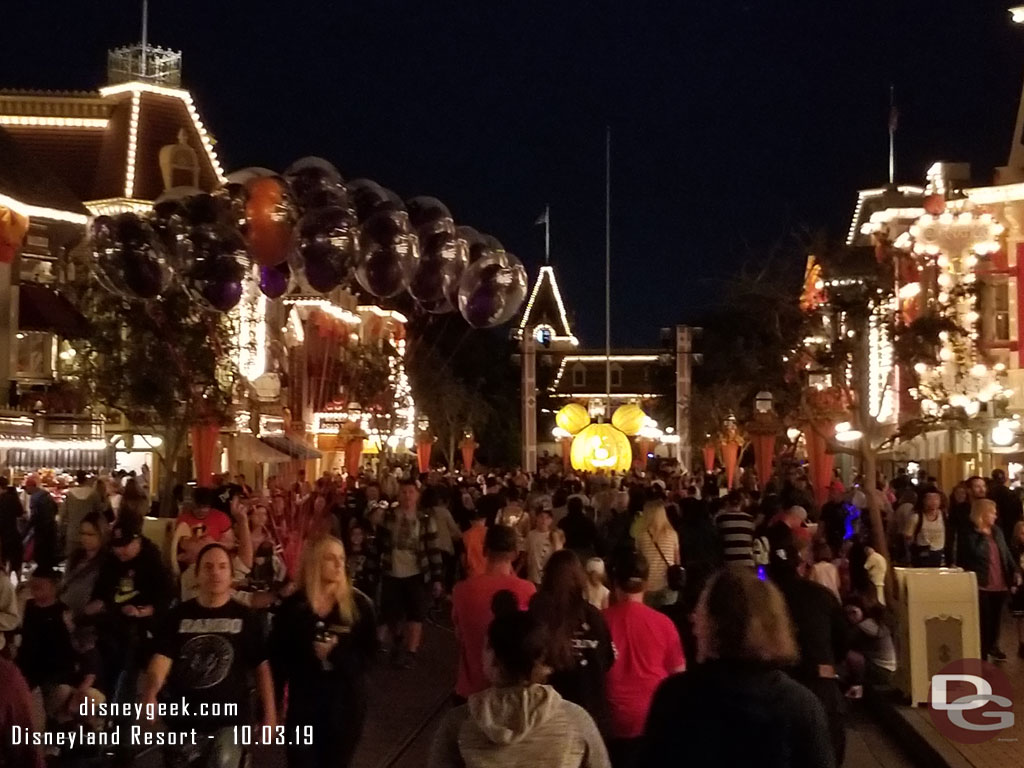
[715, 508, 755, 567]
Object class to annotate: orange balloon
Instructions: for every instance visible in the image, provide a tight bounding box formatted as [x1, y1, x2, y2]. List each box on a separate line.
[244, 177, 294, 267]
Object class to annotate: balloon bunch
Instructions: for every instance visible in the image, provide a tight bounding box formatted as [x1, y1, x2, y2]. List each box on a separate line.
[88, 157, 527, 327]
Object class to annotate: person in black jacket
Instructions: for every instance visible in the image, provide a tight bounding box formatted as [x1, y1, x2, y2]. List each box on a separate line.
[559, 497, 599, 563]
[85, 516, 171, 701]
[640, 568, 834, 768]
[0, 477, 24, 575]
[25, 482, 59, 570]
[270, 535, 377, 768]
[989, 469, 1024, 545]
[957, 499, 1020, 662]
[768, 524, 849, 765]
[529, 550, 615, 735]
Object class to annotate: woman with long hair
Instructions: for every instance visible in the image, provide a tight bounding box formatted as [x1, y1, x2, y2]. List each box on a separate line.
[634, 501, 680, 606]
[429, 590, 611, 768]
[640, 569, 834, 767]
[270, 535, 377, 768]
[530, 550, 615, 733]
[59, 511, 108, 620]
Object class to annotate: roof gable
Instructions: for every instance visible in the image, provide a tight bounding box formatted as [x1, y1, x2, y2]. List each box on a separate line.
[517, 265, 575, 341]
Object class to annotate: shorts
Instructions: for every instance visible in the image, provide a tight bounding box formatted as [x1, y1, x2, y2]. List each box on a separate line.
[381, 575, 429, 624]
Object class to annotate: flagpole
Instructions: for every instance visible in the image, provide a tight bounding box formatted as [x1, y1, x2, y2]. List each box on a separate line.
[544, 205, 550, 264]
[605, 126, 611, 408]
[888, 84, 896, 185]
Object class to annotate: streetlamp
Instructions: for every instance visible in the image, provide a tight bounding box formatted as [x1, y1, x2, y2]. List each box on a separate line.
[1011, 5, 1024, 24]
[755, 390, 774, 414]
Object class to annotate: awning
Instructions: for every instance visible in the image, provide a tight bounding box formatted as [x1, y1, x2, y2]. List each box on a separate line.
[5, 446, 115, 472]
[259, 433, 322, 460]
[19, 283, 90, 338]
[232, 433, 293, 464]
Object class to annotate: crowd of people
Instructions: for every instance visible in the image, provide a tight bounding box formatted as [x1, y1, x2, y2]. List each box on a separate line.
[0, 460, 1022, 767]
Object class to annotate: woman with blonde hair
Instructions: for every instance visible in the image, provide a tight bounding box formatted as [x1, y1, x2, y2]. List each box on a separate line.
[634, 500, 680, 605]
[957, 499, 1020, 662]
[270, 535, 377, 768]
[640, 569, 834, 768]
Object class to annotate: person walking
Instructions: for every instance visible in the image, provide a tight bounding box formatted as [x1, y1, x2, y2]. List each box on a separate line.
[957, 499, 1019, 662]
[640, 568, 835, 768]
[714, 491, 755, 569]
[143, 543, 276, 768]
[633, 501, 680, 606]
[59, 511, 107, 620]
[602, 550, 685, 768]
[452, 525, 536, 702]
[0, 476, 24, 576]
[429, 591, 611, 768]
[270, 535, 377, 768]
[530, 550, 615, 734]
[378, 480, 444, 667]
[60, 471, 104, 557]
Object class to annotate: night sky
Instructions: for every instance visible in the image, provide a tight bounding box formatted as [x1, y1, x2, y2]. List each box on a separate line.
[4, 1, 1024, 345]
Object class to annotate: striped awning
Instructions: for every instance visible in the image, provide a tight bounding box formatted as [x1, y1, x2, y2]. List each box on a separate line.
[259, 433, 321, 460]
[5, 446, 115, 472]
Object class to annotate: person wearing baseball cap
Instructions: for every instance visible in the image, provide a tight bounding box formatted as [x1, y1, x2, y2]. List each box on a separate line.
[86, 515, 171, 699]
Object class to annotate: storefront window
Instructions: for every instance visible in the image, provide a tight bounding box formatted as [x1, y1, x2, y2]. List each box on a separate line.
[16, 332, 54, 381]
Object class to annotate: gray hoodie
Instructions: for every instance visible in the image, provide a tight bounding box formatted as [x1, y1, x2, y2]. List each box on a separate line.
[428, 684, 610, 768]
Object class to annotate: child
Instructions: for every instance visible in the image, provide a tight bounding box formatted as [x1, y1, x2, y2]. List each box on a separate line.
[809, 541, 841, 600]
[524, 508, 555, 585]
[584, 557, 610, 610]
[16, 567, 74, 696]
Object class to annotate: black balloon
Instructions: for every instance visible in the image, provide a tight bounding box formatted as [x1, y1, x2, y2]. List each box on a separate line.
[355, 210, 419, 298]
[284, 157, 349, 212]
[408, 228, 467, 305]
[150, 196, 191, 268]
[184, 224, 247, 312]
[259, 262, 291, 299]
[90, 213, 172, 300]
[347, 179, 389, 222]
[457, 251, 528, 328]
[295, 206, 359, 294]
[406, 196, 452, 231]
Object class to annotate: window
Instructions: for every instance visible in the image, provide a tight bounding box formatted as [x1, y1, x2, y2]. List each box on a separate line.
[994, 283, 1011, 342]
[571, 364, 586, 388]
[610, 363, 623, 388]
[16, 332, 54, 381]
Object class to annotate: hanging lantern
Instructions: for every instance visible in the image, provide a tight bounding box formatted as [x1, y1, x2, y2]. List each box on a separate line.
[570, 423, 632, 473]
[611, 403, 646, 436]
[555, 403, 591, 436]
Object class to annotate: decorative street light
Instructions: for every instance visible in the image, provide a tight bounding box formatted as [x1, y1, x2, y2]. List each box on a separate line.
[754, 390, 774, 414]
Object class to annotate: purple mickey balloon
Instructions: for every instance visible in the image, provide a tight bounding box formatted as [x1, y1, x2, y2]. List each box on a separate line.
[259, 263, 291, 299]
[295, 206, 358, 294]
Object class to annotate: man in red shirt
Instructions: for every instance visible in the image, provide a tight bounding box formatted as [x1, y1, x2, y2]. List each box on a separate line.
[451, 524, 535, 701]
[604, 549, 685, 767]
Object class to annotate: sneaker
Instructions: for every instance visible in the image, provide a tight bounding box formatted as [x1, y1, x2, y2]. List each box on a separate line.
[990, 647, 1007, 662]
[845, 685, 864, 700]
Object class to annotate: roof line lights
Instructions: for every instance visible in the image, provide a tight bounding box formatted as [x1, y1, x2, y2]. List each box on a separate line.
[124, 90, 142, 198]
[0, 115, 108, 128]
[548, 392, 661, 399]
[0, 192, 88, 225]
[100, 80, 226, 184]
[357, 305, 409, 324]
[284, 298, 360, 325]
[518, 265, 574, 336]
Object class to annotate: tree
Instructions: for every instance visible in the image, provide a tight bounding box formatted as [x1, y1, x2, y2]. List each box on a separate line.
[67, 269, 240, 515]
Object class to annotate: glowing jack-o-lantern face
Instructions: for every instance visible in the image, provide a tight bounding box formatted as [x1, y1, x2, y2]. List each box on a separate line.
[571, 423, 632, 473]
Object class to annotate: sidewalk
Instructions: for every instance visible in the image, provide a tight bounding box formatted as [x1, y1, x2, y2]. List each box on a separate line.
[870, 617, 1023, 768]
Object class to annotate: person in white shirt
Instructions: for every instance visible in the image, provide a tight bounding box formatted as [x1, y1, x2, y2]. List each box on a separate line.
[863, 545, 887, 605]
[524, 509, 556, 585]
[903, 488, 945, 567]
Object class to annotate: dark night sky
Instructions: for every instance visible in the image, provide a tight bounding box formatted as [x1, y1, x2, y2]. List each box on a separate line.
[4, 1, 1024, 344]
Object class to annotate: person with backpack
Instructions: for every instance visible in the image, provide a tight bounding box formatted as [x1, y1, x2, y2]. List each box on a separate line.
[903, 488, 945, 567]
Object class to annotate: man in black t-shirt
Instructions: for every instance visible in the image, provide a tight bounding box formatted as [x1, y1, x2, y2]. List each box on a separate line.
[143, 543, 275, 768]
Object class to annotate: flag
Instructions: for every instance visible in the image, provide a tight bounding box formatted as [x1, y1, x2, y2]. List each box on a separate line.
[535, 206, 549, 226]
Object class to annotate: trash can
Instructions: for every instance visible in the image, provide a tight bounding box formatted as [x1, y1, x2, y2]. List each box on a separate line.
[893, 567, 980, 705]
